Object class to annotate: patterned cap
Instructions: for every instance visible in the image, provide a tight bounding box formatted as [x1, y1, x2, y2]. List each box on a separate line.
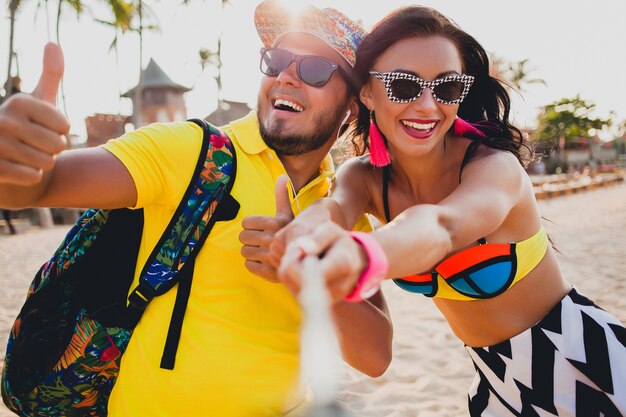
[254, 0, 366, 68]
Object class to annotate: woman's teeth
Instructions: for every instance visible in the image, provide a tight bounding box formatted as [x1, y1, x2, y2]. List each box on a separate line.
[401, 120, 436, 130]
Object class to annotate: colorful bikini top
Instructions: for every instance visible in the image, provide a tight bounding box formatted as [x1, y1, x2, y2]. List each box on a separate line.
[382, 141, 549, 301]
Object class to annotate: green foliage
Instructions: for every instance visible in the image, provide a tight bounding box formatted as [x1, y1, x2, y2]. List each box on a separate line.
[507, 58, 547, 93]
[94, 0, 158, 53]
[488, 54, 547, 93]
[532, 95, 611, 143]
[94, 0, 134, 33]
[618, 119, 626, 139]
[105, 0, 133, 31]
[7, 0, 23, 15]
[63, 0, 85, 18]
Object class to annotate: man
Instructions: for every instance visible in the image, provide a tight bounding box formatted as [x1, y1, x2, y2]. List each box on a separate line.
[0, 1, 391, 416]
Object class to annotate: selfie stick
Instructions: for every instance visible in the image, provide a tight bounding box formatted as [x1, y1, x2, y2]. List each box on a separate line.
[299, 256, 354, 417]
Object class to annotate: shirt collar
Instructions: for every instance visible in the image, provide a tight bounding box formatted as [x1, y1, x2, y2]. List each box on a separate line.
[227, 111, 267, 155]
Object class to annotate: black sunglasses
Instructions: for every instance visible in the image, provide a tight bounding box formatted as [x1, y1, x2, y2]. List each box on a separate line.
[260, 47, 352, 88]
[369, 70, 475, 105]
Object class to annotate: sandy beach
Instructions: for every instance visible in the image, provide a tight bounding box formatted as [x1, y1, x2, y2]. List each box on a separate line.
[1, 182, 625, 417]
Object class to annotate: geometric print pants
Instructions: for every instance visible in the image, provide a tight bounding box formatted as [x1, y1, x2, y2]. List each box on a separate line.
[467, 287, 626, 416]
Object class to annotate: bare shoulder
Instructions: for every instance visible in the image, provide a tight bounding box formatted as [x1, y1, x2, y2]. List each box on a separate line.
[464, 145, 525, 182]
[331, 155, 379, 209]
[335, 155, 378, 185]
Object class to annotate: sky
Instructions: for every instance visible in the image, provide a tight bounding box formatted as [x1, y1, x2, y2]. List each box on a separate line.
[2, 0, 625, 138]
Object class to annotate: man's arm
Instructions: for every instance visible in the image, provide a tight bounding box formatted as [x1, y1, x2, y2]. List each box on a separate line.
[332, 292, 393, 377]
[30, 147, 137, 209]
[0, 43, 137, 210]
[240, 176, 392, 377]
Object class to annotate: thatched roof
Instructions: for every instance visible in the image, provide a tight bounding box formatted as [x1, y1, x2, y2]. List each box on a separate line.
[122, 59, 190, 97]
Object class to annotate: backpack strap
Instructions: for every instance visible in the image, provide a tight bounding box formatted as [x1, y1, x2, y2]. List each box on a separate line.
[159, 119, 240, 370]
[125, 119, 239, 369]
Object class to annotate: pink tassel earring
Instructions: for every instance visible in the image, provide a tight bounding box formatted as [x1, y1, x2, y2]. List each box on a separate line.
[453, 117, 486, 139]
[369, 111, 391, 167]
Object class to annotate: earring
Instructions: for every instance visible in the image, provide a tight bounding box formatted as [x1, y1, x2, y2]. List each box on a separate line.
[368, 111, 391, 167]
[453, 117, 486, 139]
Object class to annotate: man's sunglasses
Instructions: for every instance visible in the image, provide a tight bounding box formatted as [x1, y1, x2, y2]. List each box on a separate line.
[369, 70, 475, 105]
[260, 47, 351, 88]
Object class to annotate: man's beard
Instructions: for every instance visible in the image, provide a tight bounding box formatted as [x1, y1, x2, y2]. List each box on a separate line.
[257, 99, 348, 156]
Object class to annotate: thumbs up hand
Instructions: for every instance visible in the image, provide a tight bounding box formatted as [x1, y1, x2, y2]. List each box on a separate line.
[240, 175, 296, 282]
[33, 43, 65, 104]
[0, 43, 70, 185]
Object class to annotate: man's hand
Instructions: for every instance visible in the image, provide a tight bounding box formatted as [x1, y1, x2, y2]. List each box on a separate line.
[0, 43, 69, 185]
[239, 175, 295, 281]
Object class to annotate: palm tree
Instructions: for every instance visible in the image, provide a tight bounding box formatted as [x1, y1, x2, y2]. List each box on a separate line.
[214, 0, 229, 103]
[134, 0, 144, 127]
[192, 0, 230, 105]
[126, 0, 159, 127]
[488, 54, 547, 94]
[53, 0, 84, 115]
[95, 0, 158, 127]
[488, 52, 508, 83]
[93, 0, 133, 112]
[55, 0, 83, 42]
[4, 1, 53, 229]
[51, 1, 136, 115]
[507, 58, 547, 93]
[5, 0, 22, 98]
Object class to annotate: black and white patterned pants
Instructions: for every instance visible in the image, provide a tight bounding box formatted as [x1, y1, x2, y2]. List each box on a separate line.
[467, 287, 626, 416]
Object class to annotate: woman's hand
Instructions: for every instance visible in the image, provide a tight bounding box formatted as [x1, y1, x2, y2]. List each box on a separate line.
[240, 176, 349, 286]
[269, 198, 335, 269]
[277, 221, 368, 303]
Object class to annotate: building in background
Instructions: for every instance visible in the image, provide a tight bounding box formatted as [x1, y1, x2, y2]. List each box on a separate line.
[205, 100, 251, 126]
[84, 58, 191, 149]
[85, 113, 130, 148]
[123, 59, 191, 126]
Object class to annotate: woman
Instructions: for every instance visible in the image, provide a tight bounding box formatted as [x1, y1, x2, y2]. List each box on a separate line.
[271, 6, 626, 415]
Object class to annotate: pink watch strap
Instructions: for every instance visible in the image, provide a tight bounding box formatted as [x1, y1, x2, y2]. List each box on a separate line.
[345, 231, 389, 302]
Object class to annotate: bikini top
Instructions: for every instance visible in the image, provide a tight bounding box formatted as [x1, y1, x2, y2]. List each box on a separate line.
[382, 141, 548, 301]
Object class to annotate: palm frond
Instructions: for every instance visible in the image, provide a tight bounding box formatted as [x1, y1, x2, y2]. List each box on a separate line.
[64, 0, 85, 17]
[108, 34, 118, 53]
[8, 0, 24, 15]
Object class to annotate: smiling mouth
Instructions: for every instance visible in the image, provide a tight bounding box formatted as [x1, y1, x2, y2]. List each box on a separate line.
[272, 99, 304, 113]
[401, 120, 437, 131]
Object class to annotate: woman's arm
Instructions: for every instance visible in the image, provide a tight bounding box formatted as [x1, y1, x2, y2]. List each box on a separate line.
[377, 151, 525, 277]
[270, 157, 374, 262]
[278, 151, 527, 300]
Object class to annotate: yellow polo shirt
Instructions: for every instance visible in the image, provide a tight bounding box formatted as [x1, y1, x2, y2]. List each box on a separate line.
[101, 112, 344, 416]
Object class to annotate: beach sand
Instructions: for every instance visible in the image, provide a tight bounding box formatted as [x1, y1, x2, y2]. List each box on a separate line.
[1, 182, 625, 416]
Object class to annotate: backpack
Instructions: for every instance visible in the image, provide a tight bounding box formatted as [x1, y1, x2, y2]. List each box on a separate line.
[1, 119, 240, 417]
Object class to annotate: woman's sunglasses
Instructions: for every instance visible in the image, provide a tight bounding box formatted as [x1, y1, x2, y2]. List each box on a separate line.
[260, 47, 351, 88]
[369, 70, 474, 105]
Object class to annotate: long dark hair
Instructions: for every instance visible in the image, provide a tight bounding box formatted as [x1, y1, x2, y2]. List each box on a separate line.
[351, 6, 530, 165]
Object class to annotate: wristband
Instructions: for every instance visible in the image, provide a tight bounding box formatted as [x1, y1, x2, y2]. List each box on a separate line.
[345, 232, 389, 302]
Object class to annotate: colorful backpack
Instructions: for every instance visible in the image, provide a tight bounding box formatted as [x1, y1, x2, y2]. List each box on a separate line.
[1, 119, 240, 417]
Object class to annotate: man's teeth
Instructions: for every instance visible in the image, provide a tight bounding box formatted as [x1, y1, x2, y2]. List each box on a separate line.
[402, 120, 436, 130]
[274, 99, 303, 112]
